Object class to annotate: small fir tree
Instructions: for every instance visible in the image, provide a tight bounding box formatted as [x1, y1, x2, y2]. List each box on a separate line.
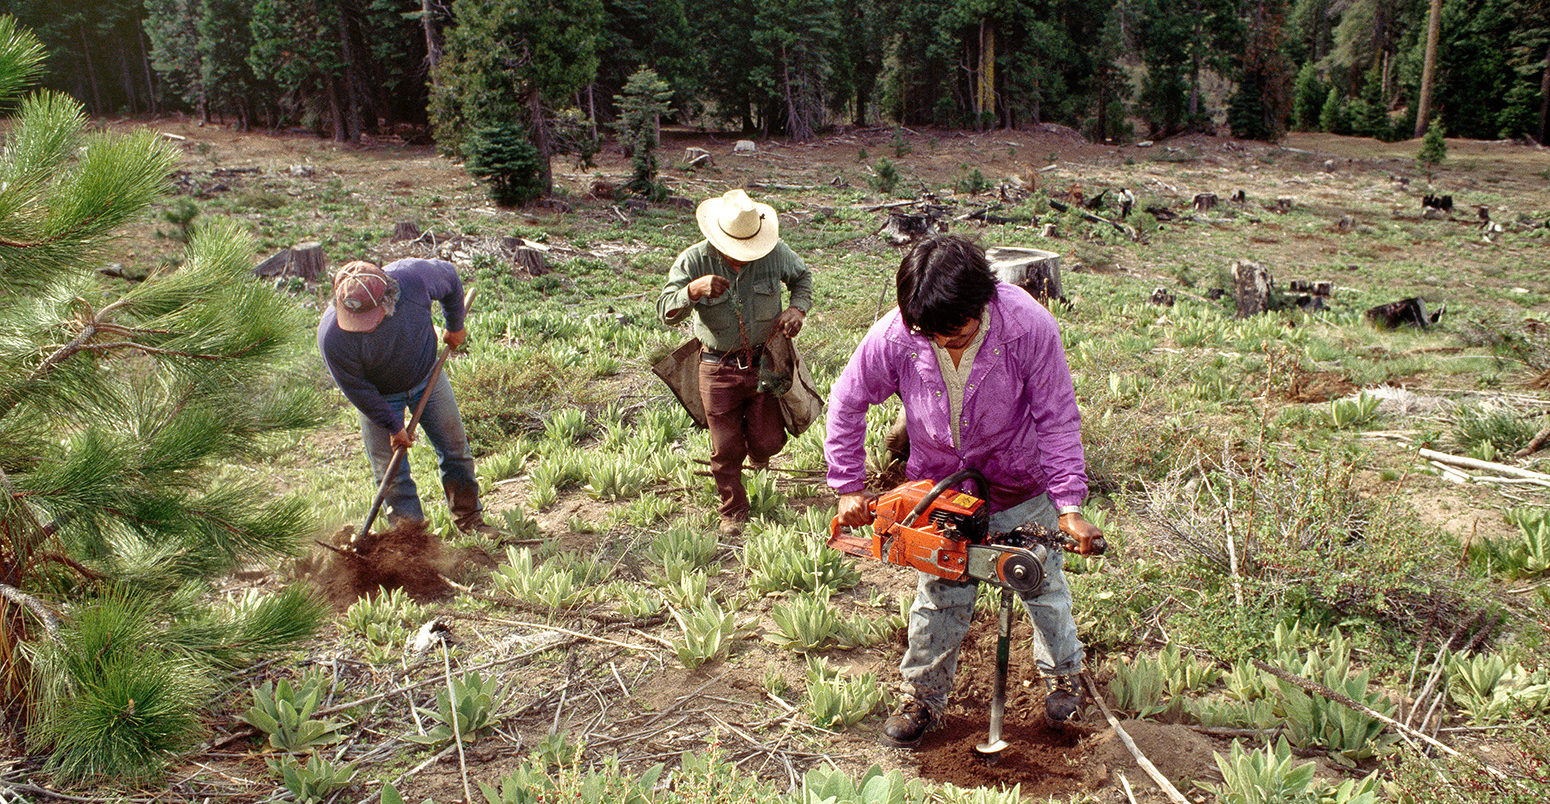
[465, 120, 546, 206]
[1417, 117, 1448, 180]
[1318, 86, 1344, 133]
[0, 17, 325, 780]
[612, 68, 673, 200]
[1290, 63, 1325, 131]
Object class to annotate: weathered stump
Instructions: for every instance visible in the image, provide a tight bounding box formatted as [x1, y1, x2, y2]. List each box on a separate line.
[1366, 298, 1444, 329]
[1039, 223, 1058, 238]
[1149, 287, 1176, 306]
[987, 247, 1063, 303]
[1192, 193, 1218, 212]
[684, 147, 713, 167]
[391, 221, 422, 242]
[1231, 189, 1247, 203]
[254, 242, 327, 283]
[1336, 215, 1356, 233]
[881, 213, 940, 245]
[1273, 197, 1295, 213]
[1231, 260, 1272, 318]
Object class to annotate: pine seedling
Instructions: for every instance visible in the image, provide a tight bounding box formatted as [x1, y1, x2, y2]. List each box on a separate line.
[1417, 118, 1447, 181]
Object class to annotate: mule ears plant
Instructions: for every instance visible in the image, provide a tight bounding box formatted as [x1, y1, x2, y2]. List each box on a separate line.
[0, 17, 327, 780]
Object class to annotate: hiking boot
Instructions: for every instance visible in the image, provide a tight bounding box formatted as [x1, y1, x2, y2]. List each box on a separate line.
[881, 698, 933, 748]
[718, 515, 745, 537]
[458, 518, 503, 538]
[1044, 674, 1082, 723]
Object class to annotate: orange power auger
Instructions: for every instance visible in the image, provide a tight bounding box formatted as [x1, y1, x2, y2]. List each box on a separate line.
[827, 469, 1106, 756]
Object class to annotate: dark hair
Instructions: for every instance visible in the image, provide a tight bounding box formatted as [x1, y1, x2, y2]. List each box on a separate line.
[896, 235, 998, 336]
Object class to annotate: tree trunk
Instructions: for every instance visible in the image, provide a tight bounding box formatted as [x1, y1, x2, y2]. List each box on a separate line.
[1414, 0, 1442, 138]
[528, 86, 553, 193]
[421, 0, 442, 84]
[337, 6, 364, 144]
[326, 73, 347, 142]
[139, 29, 158, 116]
[78, 23, 103, 115]
[1538, 42, 1550, 145]
[117, 41, 137, 115]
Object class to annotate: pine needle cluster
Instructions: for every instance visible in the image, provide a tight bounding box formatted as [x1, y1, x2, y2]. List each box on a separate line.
[0, 16, 326, 781]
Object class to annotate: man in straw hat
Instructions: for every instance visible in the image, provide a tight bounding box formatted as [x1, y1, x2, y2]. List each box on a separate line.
[658, 189, 813, 535]
[318, 258, 497, 535]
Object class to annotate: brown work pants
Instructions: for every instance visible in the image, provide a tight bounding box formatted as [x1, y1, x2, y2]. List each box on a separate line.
[699, 357, 786, 518]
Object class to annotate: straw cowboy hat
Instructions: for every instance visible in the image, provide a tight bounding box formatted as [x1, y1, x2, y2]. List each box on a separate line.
[696, 189, 779, 262]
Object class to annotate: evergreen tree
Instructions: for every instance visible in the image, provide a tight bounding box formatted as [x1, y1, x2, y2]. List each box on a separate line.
[1318, 84, 1345, 131]
[1090, 4, 1133, 142]
[1228, 0, 1291, 141]
[1417, 115, 1447, 177]
[0, 16, 325, 780]
[431, 0, 604, 193]
[612, 67, 673, 198]
[1291, 62, 1326, 130]
[596, 0, 697, 123]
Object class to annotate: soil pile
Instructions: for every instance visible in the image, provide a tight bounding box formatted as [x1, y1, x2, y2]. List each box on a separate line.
[314, 520, 456, 607]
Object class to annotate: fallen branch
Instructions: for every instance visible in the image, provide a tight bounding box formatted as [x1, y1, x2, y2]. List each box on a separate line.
[1081, 673, 1189, 804]
[1419, 448, 1550, 483]
[1516, 423, 1550, 458]
[1249, 659, 1511, 780]
[1047, 198, 1139, 240]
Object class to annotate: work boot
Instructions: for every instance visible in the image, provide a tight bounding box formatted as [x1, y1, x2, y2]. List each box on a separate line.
[457, 517, 503, 538]
[718, 515, 745, 537]
[881, 698, 933, 748]
[1044, 674, 1082, 723]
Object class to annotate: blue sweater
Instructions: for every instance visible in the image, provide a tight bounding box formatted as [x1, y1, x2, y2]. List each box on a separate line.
[318, 258, 466, 434]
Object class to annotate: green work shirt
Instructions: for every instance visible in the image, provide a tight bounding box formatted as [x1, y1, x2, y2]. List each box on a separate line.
[656, 240, 814, 352]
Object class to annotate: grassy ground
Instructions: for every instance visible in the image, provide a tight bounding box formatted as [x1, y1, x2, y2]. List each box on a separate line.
[69, 117, 1550, 803]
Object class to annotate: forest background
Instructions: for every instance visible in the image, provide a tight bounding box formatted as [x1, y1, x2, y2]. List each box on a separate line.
[6, 0, 1549, 189]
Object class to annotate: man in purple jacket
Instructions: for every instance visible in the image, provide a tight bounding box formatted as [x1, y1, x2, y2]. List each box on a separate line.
[825, 235, 1103, 747]
[318, 259, 494, 534]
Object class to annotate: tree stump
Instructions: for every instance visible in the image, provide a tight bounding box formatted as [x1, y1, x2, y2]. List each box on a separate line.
[1192, 193, 1218, 212]
[1366, 298, 1444, 329]
[881, 212, 939, 245]
[508, 239, 552, 276]
[1231, 260, 1272, 318]
[1231, 189, 1247, 203]
[1039, 223, 1058, 238]
[733, 140, 757, 154]
[391, 221, 422, 242]
[254, 242, 327, 283]
[987, 247, 1063, 303]
[1150, 287, 1176, 306]
[1273, 197, 1295, 213]
[684, 147, 713, 167]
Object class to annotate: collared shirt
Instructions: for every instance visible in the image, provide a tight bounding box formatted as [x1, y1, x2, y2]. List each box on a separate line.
[657, 240, 813, 352]
[824, 282, 1088, 512]
[927, 313, 989, 450]
[318, 258, 466, 434]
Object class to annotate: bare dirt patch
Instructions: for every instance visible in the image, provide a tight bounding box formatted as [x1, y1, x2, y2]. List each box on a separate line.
[313, 520, 457, 607]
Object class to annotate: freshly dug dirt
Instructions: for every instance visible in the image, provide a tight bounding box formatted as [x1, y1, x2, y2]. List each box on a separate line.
[1085, 719, 1222, 792]
[314, 520, 456, 607]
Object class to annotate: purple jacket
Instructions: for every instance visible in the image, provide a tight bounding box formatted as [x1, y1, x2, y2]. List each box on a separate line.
[824, 282, 1089, 512]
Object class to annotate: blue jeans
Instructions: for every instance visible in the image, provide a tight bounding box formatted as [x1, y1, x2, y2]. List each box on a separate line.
[359, 369, 482, 527]
[898, 492, 1085, 711]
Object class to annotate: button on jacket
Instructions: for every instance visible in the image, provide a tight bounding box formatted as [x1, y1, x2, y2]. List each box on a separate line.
[824, 282, 1088, 512]
[656, 240, 813, 352]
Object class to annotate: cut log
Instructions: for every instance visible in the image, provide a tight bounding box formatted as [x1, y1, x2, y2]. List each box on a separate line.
[254, 242, 327, 283]
[1231, 260, 1272, 318]
[392, 221, 422, 242]
[1366, 298, 1444, 329]
[986, 247, 1063, 303]
[1192, 193, 1217, 212]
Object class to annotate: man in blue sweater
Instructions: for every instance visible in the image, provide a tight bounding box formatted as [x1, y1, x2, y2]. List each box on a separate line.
[318, 259, 494, 534]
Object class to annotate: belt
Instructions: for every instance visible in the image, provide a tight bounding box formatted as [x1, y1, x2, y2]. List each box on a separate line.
[701, 345, 761, 370]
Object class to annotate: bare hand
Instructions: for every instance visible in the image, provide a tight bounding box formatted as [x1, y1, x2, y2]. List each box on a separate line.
[688, 274, 730, 301]
[776, 307, 806, 338]
[836, 492, 876, 527]
[390, 428, 413, 452]
[1058, 512, 1104, 554]
[443, 328, 467, 350]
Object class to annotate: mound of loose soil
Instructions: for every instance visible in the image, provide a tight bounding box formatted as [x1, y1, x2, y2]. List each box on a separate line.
[1084, 719, 1222, 792]
[314, 520, 456, 607]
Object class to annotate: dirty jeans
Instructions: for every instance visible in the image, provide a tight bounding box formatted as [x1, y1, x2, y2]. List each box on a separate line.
[699, 355, 786, 518]
[899, 492, 1084, 711]
[359, 368, 483, 527]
